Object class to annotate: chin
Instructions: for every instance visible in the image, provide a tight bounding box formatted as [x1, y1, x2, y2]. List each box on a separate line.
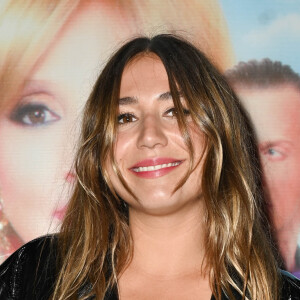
[130, 196, 187, 216]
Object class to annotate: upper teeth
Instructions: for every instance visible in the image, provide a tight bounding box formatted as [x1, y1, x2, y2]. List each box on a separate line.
[133, 162, 180, 172]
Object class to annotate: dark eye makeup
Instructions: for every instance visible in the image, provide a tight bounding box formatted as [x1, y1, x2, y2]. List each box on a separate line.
[9, 102, 61, 126]
[117, 113, 137, 125]
[117, 107, 191, 125]
[164, 107, 190, 117]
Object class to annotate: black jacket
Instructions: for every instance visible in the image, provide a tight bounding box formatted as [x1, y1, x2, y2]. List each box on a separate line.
[0, 236, 299, 300]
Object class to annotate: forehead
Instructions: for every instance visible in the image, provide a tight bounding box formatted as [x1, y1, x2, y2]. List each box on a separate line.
[238, 84, 300, 116]
[120, 55, 170, 98]
[30, 3, 138, 98]
[237, 84, 300, 142]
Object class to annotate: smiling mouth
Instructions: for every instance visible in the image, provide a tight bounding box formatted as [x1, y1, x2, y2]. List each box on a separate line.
[129, 159, 183, 178]
[132, 161, 181, 172]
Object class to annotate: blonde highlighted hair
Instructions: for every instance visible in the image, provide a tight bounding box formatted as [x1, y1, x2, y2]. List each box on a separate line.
[0, 0, 80, 111]
[52, 34, 280, 300]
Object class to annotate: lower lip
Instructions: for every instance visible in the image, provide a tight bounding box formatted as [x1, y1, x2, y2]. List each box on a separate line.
[129, 162, 182, 178]
[53, 205, 67, 221]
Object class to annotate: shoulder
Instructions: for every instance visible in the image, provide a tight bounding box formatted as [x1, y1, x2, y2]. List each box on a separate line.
[0, 235, 58, 300]
[280, 269, 300, 299]
[0, 235, 57, 276]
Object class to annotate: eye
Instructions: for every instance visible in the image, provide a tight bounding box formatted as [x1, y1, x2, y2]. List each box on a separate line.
[265, 147, 284, 159]
[9, 103, 60, 126]
[267, 148, 281, 157]
[164, 107, 190, 118]
[260, 145, 287, 162]
[117, 113, 137, 125]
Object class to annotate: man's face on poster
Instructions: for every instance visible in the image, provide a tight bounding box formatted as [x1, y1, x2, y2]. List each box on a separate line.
[236, 84, 300, 233]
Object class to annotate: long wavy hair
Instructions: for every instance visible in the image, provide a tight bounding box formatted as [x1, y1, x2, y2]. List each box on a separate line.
[52, 34, 280, 300]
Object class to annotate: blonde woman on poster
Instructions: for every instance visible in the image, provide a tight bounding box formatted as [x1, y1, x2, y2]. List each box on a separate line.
[226, 59, 300, 277]
[0, 0, 234, 262]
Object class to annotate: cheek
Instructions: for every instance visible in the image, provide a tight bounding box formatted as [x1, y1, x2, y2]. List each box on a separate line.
[263, 159, 300, 198]
[190, 128, 206, 163]
[0, 124, 66, 183]
[262, 158, 300, 226]
[112, 132, 136, 185]
[114, 131, 134, 162]
[0, 121, 72, 240]
[105, 154, 128, 198]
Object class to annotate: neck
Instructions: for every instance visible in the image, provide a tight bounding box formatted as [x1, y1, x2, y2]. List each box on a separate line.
[127, 200, 206, 279]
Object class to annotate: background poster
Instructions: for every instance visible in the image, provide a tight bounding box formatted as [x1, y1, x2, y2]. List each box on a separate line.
[0, 0, 299, 277]
[221, 0, 300, 277]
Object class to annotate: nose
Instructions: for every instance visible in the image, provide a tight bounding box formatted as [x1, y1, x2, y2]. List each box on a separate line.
[137, 115, 168, 149]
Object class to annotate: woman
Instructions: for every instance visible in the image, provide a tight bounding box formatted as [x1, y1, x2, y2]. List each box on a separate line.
[0, 34, 299, 299]
[0, 0, 234, 262]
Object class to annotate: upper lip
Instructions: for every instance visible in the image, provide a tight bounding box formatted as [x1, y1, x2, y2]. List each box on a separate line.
[130, 157, 183, 169]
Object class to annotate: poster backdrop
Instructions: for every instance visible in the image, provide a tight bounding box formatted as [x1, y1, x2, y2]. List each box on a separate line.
[0, 0, 299, 278]
[221, 0, 300, 277]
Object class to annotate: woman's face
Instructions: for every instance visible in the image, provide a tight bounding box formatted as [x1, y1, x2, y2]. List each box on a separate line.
[0, 3, 134, 242]
[107, 55, 206, 216]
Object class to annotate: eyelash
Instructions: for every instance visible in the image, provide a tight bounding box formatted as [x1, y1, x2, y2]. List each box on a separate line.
[9, 103, 60, 127]
[117, 112, 137, 125]
[117, 107, 190, 125]
[164, 107, 190, 117]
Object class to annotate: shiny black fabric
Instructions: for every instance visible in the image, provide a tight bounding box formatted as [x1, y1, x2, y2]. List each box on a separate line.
[0, 236, 299, 300]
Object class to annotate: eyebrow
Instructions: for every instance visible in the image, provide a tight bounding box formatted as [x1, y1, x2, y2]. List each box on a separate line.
[119, 96, 138, 105]
[259, 140, 293, 149]
[21, 80, 57, 97]
[119, 91, 183, 105]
